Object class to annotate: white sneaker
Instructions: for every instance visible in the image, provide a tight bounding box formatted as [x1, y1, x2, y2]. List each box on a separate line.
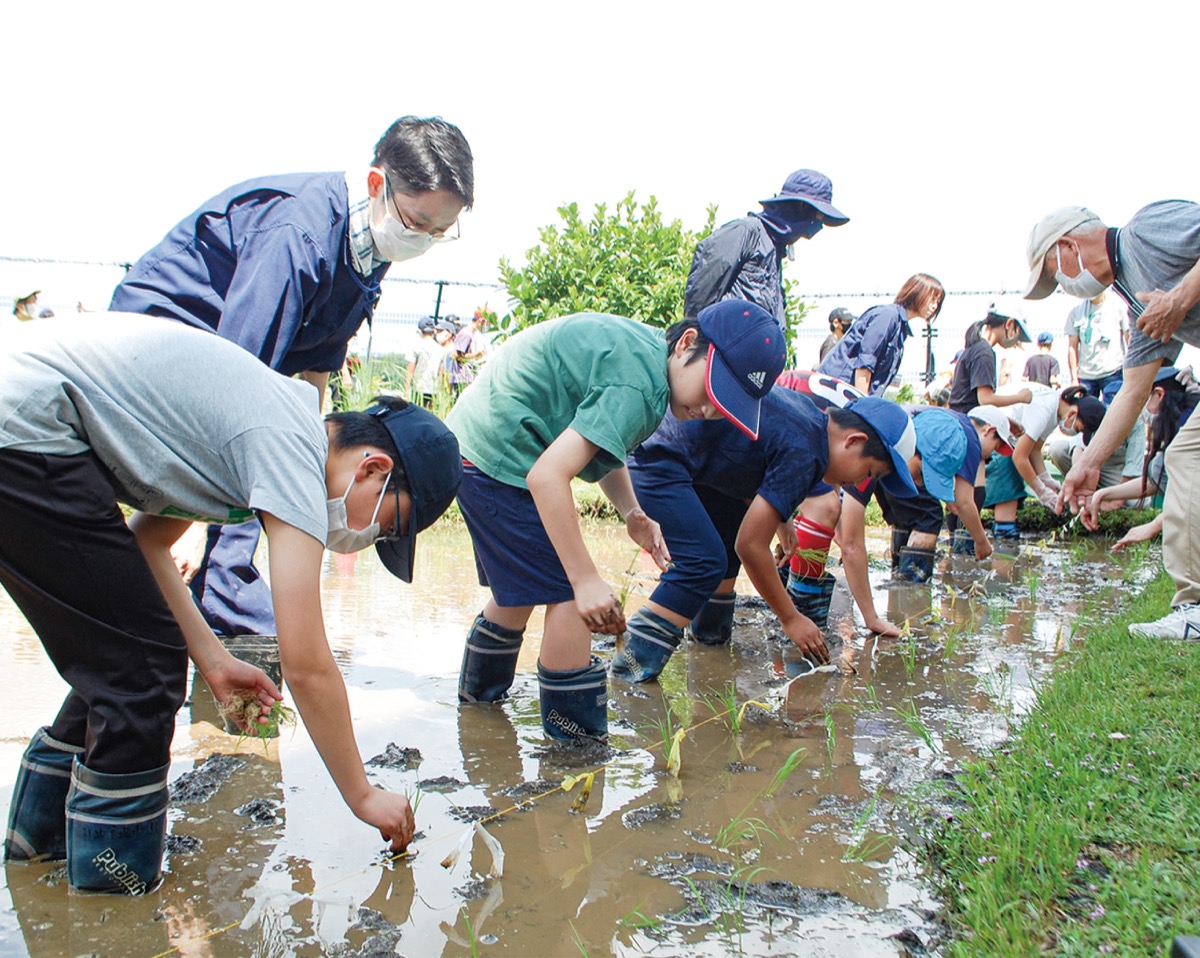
[1128, 602, 1200, 640]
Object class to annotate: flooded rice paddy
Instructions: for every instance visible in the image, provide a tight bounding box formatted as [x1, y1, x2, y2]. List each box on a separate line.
[0, 522, 1150, 957]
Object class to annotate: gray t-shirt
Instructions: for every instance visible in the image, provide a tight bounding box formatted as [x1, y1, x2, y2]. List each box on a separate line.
[0, 313, 329, 542]
[1118, 200, 1200, 368]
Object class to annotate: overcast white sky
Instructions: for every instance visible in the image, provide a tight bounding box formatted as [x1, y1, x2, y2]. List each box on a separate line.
[2, 0, 1194, 370]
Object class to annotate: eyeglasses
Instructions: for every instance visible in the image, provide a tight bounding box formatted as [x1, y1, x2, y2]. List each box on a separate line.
[385, 175, 460, 243]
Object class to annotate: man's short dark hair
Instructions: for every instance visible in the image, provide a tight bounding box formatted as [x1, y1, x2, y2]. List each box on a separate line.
[373, 116, 474, 209]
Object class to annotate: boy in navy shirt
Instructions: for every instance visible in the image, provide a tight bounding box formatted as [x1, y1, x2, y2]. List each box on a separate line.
[611, 389, 918, 682]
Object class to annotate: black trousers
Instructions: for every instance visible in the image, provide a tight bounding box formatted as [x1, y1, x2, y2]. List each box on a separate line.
[0, 449, 187, 773]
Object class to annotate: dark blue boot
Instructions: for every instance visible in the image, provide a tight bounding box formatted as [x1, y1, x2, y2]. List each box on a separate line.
[66, 761, 169, 895]
[896, 546, 936, 583]
[4, 728, 82, 862]
[538, 657, 608, 743]
[785, 573, 837, 631]
[459, 614, 525, 703]
[891, 529, 910, 573]
[688, 592, 736, 646]
[610, 607, 683, 683]
[951, 527, 976, 556]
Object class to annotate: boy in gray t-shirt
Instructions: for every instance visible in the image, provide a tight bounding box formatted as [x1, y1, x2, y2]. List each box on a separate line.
[0, 314, 461, 894]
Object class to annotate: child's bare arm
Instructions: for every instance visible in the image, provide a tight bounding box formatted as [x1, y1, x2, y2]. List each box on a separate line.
[528, 429, 625, 633]
[261, 514, 414, 850]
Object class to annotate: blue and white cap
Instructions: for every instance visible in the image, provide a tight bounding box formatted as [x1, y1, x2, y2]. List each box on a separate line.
[697, 301, 788, 441]
[844, 397, 919, 498]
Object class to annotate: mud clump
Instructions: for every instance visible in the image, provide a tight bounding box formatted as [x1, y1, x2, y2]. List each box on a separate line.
[448, 805, 497, 824]
[621, 803, 682, 829]
[418, 775, 465, 793]
[171, 754, 247, 805]
[366, 743, 422, 770]
[666, 877, 849, 925]
[328, 906, 402, 957]
[503, 778, 560, 800]
[166, 834, 202, 855]
[235, 797, 282, 828]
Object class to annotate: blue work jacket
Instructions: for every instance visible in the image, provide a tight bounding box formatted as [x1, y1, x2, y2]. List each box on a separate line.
[111, 172, 388, 375]
[817, 303, 912, 396]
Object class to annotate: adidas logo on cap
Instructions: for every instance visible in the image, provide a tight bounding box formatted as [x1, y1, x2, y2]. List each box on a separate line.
[748, 370, 766, 388]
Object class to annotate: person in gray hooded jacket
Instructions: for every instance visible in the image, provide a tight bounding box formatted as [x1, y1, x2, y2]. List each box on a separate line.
[684, 169, 848, 330]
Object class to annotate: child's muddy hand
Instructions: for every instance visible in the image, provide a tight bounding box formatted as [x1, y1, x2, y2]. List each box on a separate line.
[207, 660, 282, 727]
[626, 510, 670, 570]
[575, 576, 625, 633]
[785, 615, 830, 664]
[358, 790, 415, 852]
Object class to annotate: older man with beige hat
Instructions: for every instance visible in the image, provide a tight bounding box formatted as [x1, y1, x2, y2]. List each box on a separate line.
[1023, 199, 1200, 638]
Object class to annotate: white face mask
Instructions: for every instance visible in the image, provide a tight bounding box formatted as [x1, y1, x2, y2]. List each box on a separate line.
[1059, 414, 1081, 437]
[1055, 245, 1108, 300]
[369, 170, 435, 263]
[326, 473, 390, 553]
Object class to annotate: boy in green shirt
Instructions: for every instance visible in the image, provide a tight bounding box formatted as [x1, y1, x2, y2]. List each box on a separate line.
[446, 302, 787, 742]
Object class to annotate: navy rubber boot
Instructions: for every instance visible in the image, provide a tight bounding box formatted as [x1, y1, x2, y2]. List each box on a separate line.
[538, 657, 608, 743]
[896, 546, 936, 583]
[890, 529, 910, 573]
[610, 607, 684, 683]
[4, 728, 82, 862]
[951, 528, 976, 556]
[786, 573, 837, 631]
[688, 592, 736, 646]
[993, 521, 1020, 541]
[66, 761, 169, 895]
[458, 614, 526, 703]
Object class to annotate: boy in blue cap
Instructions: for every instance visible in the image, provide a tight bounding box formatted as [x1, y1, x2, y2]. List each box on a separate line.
[838, 407, 1011, 632]
[0, 313, 462, 892]
[447, 301, 787, 742]
[612, 381, 919, 682]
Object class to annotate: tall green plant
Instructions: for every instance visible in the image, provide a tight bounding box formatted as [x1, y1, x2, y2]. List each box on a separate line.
[498, 192, 714, 334]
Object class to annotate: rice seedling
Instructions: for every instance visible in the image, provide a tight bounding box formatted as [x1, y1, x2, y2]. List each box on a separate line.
[715, 811, 777, 850]
[462, 908, 479, 958]
[901, 629, 919, 678]
[219, 694, 296, 753]
[405, 784, 424, 814]
[617, 907, 662, 931]
[765, 748, 807, 797]
[843, 788, 890, 862]
[894, 699, 939, 754]
[570, 921, 590, 957]
[824, 709, 837, 762]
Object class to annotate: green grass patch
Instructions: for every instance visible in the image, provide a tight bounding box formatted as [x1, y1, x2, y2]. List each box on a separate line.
[922, 572, 1200, 955]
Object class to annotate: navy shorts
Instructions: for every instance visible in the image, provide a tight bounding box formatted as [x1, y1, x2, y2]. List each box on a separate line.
[629, 451, 747, 618]
[846, 477, 945, 535]
[456, 464, 574, 607]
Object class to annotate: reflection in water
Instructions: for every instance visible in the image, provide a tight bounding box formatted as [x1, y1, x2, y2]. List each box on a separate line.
[0, 524, 1150, 956]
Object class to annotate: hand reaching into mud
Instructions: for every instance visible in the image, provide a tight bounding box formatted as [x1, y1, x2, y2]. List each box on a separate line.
[624, 507, 670, 571]
[356, 789, 416, 853]
[1112, 514, 1164, 552]
[574, 574, 627, 635]
[864, 614, 902, 638]
[783, 613, 830, 664]
[206, 659, 281, 730]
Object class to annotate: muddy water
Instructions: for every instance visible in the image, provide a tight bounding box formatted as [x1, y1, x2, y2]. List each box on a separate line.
[0, 523, 1147, 957]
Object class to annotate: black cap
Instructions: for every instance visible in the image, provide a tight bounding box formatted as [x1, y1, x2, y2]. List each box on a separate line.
[369, 402, 462, 582]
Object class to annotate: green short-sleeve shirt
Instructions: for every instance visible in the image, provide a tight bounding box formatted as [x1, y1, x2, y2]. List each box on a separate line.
[446, 314, 670, 488]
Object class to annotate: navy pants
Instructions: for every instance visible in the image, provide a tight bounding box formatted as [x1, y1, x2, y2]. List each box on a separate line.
[628, 452, 745, 619]
[0, 449, 187, 774]
[188, 520, 276, 636]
